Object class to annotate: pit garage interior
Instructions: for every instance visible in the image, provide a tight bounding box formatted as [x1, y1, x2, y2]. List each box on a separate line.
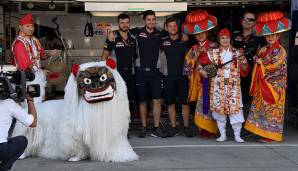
[0, 0, 297, 129]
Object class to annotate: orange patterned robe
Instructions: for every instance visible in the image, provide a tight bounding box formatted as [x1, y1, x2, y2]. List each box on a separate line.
[245, 44, 287, 141]
[184, 40, 218, 134]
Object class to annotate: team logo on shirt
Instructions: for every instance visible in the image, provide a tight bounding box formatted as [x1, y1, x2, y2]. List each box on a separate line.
[163, 41, 171, 46]
[139, 32, 148, 38]
[116, 42, 125, 47]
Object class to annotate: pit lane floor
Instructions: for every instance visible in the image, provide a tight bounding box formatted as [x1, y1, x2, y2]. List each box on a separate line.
[12, 126, 298, 171]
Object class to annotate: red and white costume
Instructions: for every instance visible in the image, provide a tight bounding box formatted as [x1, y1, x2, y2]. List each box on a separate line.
[11, 14, 47, 103]
[208, 28, 249, 142]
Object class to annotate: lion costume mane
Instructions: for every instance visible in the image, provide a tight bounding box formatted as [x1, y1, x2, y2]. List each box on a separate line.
[13, 60, 138, 162]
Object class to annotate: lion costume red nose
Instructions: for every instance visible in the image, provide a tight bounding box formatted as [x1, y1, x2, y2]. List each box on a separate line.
[106, 58, 116, 69]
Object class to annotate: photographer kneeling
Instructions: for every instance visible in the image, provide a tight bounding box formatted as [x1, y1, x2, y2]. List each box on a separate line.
[0, 87, 37, 171]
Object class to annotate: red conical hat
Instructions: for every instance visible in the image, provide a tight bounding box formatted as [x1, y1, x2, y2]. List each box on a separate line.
[255, 11, 291, 36]
[182, 10, 217, 35]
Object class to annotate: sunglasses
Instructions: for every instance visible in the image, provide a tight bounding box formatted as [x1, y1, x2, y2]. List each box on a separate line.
[242, 17, 255, 22]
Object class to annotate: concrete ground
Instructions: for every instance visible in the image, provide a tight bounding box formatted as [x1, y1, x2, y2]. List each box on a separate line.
[12, 127, 298, 171]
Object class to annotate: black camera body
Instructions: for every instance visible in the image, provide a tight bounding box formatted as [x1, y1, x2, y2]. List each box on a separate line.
[0, 70, 40, 102]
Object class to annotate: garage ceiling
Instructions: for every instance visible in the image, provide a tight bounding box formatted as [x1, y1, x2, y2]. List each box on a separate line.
[0, 0, 290, 12]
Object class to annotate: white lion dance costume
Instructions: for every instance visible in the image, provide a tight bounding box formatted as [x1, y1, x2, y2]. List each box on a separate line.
[13, 59, 138, 162]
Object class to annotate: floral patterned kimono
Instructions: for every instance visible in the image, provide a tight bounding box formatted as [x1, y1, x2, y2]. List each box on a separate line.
[245, 43, 287, 142]
[208, 47, 249, 117]
[184, 40, 218, 134]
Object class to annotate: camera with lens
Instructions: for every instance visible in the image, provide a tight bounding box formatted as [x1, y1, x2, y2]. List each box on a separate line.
[0, 69, 40, 102]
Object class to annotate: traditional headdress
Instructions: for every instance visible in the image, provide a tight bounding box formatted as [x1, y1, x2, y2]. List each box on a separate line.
[182, 10, 217, 35]
[255, 11, 291, 36]
[218, 28, 231, 37]
[19, 13, 34, 25]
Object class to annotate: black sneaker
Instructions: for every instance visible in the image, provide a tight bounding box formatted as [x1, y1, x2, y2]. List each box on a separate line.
[151, 127, 167, 138]
[138, 127, 147, 138]
[167, 127, 178, 137]
[183, 127, 194, 137]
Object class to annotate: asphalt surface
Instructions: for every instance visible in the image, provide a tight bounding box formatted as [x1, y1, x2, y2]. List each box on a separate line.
[11, 127, 298, 171]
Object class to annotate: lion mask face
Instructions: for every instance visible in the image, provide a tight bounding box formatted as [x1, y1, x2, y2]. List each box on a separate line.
[77, 66, 116, 103]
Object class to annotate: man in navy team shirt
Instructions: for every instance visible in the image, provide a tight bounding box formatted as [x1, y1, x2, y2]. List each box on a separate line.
[161, 17, 193, 137]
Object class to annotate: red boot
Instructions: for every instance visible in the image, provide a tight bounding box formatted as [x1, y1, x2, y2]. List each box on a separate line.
[200, 130, 213, 139]
[200, 129, 207, 139]
[206, 132, 217, 139]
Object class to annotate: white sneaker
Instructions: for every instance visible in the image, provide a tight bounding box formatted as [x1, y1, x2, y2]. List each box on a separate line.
[216, 135, 227, 142]
[234, 136, 245, 143]
[68, 156, 81, 162]
[19, 153, 26, 160]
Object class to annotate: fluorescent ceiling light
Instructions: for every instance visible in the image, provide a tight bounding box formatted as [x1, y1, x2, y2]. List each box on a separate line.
[78, 0, 174, 2]
[155, 12, 180, 17]
[91, 11, 179, 17]
[85, 2, 187, 12]
[91, 12, 121, 16]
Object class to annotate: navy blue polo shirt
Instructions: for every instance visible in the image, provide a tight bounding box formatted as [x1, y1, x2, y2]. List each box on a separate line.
[104, 30, 137, 71]
[161, 36, 189, 77]
[130, 27, 165, 68]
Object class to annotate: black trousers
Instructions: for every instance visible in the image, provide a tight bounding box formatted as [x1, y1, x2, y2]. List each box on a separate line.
[0, 136, 28, 171]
